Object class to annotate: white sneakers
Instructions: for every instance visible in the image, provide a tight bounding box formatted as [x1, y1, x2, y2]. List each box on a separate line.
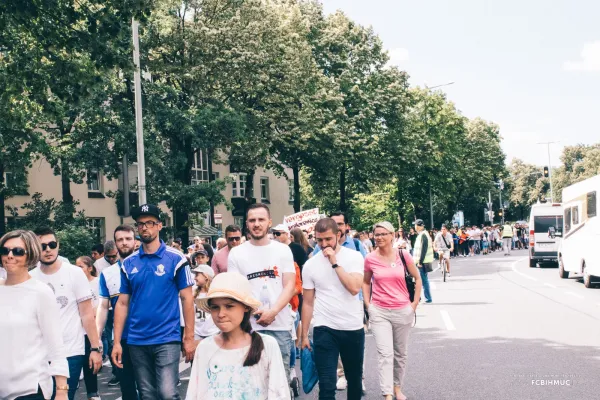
[336, 376, 348, 390]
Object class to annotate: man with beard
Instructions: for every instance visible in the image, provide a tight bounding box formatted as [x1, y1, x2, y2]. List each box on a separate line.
[112, 204, 195, 399]
[96, 225, 138, 397]
[228, 203, 297, 392]
[30, 227, 102, 400]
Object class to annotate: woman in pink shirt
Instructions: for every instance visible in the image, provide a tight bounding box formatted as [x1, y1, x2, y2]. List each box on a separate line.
[363, 221, 422, 400]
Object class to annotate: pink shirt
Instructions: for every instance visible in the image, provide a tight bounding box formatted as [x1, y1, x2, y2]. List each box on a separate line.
[364, 250, 413, 309]
[211, 246, 230, 275]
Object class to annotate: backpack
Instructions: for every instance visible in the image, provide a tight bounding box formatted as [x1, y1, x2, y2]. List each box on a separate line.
[353, 238, 362, 252]
[289, 261, 303, 312]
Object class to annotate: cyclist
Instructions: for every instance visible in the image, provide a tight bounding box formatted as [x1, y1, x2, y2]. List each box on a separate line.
[433, 224, 454, 277]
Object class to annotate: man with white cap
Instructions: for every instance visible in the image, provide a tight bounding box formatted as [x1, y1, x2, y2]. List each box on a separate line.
[273, 223, 308, 271]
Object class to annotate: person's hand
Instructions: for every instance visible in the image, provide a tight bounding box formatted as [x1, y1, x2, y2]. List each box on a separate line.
[321, 246, 337, 266]
[411, 301, 418, 311]
[89, 349, 103, 374]
[55, 390, 68, 400]
[111, 341, 123, 368]
[183, 336, 196, 363]
[301, 336, 311, 351]
[254, 308, 277, 327]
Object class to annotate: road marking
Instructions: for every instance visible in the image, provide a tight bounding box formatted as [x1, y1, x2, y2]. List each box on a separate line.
[565, 291, 584, 299]
[511, 258, 538, 281]
[544, 282, 557, 289]
[440, 310, 456, 331]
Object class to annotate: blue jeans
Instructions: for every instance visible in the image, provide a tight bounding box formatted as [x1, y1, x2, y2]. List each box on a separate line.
[52, 355, 85, 400]
[419, 265, 432, 302]
[290, 313, 301, 368]
[261, 330, 292, 384]
[313, 326, 364, 400]
[128, 343, 181, 400]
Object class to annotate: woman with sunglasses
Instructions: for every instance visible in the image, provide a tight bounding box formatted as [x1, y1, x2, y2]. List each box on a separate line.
[0, 230, 69, 400]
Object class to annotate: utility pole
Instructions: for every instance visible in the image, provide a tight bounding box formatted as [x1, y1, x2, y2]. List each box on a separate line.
[498, 179, 504, 225]
[429, 184, 434, 229]
[132, 19, 147, 205]
[537, 141, 558, 203]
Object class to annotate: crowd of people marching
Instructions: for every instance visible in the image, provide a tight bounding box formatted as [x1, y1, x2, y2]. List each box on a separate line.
[0, 201, 527, 400]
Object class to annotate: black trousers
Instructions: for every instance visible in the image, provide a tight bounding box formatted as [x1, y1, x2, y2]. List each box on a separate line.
[313, 326, 365, 400]
[117, 339, 138, 400]
[83, 335, 99, 395]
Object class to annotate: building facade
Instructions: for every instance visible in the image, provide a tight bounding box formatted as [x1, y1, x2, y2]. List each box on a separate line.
[5, 150, 296, 243]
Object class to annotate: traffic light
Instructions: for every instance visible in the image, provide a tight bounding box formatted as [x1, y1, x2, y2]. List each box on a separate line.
[543, 166, 549, 178]
[498, 209, 503, 217]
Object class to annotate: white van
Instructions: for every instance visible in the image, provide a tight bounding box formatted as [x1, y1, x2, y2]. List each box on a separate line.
[528, 202, 563, 267]
[558, 174, 600, 288]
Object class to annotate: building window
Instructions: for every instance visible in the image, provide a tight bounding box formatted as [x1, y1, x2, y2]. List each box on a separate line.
[87, 169, 102, 192]
[587, 191, 597, 218]
[572, 206, 579, 225]
[288, 179, 295, 204]
[232, 173, 247, 198]
[260, 177, 270, 202]
[86, 218, 105, 243]
[192, 149, 209, 185]
[234, 216, 244, 228]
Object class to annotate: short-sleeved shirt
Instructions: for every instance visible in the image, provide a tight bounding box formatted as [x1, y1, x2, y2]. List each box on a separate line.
[228, 241, 295, 332]
[434, 232, 454, 251]
[99, 261, 129, 339]
[120, 241, 194, 345]
[302, 247, 365, 331]
[364, 250, 412, 309]
[30, 261, 92, 356]
[211, 246, 230, 275]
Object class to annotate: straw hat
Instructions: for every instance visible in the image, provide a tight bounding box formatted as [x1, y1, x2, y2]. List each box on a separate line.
[196, 272, 262, 313]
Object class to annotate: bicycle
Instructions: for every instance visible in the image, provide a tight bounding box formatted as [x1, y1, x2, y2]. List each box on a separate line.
[438, 251, 449, 282]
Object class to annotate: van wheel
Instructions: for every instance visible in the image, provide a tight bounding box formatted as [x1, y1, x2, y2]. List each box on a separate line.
[583, 264, 594, 288]
[529, 258, 537, 268]
[558, 256, 569, 279]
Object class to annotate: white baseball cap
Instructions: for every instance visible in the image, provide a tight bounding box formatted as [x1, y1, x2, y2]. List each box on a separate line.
[272, 224, 290, 233]
[192, 264, 214, 279]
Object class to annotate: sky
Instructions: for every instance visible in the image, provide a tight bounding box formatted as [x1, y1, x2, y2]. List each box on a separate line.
[320, 0, 600, 167]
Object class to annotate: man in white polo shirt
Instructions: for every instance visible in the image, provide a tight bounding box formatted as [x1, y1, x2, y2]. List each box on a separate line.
[301, 217, 365, 400]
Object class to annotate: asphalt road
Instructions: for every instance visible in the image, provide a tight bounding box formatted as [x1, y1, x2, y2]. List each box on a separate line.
[76, 248, 600, 400]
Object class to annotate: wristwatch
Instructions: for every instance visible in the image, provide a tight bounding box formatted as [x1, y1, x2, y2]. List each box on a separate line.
[331, 263, 339, 269]
[90, 347, 102, 353]
[56, 384, 69, 391]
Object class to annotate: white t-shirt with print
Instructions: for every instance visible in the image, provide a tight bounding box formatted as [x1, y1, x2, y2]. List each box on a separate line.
[186, 334, 291, 400]
[194, 293, 220, 339]
[302, 247, 365, 331]
[89, 277, 100, 310]
[228, 241, 295, 332]
[30, 262, 92, 357]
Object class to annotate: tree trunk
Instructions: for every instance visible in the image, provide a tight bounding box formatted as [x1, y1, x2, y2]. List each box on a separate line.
[60, 159, 74, 216]
[0, 162, 5, 236]
[339, 165, 346, 212]
[174, 143, 194, 246]
[242, 170, 256, 236]
[293, 165, 300, 213]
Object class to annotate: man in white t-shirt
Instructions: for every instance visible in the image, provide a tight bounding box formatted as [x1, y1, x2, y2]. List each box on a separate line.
[228, 203, 297, 391]
[301, 218, 365, 400]
[433, 224, 455, 277]
[93, 240, 118, 276]
[31, 227, 102, 400]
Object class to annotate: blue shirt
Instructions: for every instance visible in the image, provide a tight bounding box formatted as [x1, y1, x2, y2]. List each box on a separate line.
[99, 260, 130, 339]
[120, 241, 194, 345]
[312, 235, 368, 258]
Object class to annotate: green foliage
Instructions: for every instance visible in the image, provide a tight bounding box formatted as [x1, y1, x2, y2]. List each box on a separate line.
[55, 226, 97, 263]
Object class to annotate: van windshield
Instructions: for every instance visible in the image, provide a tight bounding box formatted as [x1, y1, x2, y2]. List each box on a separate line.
[534, 215, 563, 234]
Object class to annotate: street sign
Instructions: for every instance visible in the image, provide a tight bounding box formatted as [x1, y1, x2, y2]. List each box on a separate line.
[214, 213, 222, 224]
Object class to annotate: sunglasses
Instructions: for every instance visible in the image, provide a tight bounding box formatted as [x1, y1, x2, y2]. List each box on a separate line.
[227, 236, 241, 242]
[105, 254, 118, 260]
[0, 246, 27, 257]
[41, 241, 58, 251]
[273, 232, 286, 237]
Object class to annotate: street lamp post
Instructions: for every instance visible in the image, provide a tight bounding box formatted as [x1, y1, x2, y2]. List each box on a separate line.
[132, 19, 147, 205]
[424, 81, 455, 229]
[537, 141, 558, 203]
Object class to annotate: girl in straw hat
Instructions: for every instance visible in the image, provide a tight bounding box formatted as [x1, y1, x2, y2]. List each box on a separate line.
[186, 272, 291, 399]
